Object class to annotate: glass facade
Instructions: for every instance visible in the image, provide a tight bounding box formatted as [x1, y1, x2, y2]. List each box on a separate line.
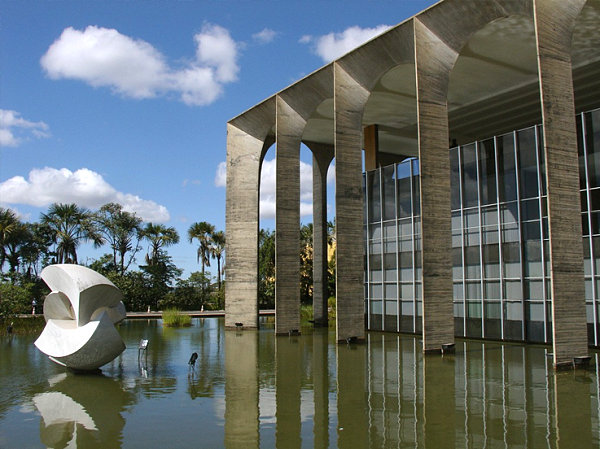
[364, 107, 600, 345]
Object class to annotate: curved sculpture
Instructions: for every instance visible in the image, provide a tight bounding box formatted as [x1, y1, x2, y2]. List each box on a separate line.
[34, 264, 126, 371]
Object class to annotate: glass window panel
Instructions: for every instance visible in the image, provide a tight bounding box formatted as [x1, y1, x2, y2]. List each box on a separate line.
[466, 281, 482, 299]
[401, 301, 414, 316]
[452, 231, 462, 248]
[382, 165, 396, 220]
[453, 248, 463, 280]
[384, 240, 397, 254]
[385, 283, 397, 300]
[464, 208, 480, 228]
[505, 280, 523, 300]
[450, 148, 461, 210]
[454, 302, 465, 317]
[517, 127, 539, 199]
[370, 300, 383, 314]
[451, 212, 461, 230]
[369, 224, 381, 240]
[453, 283, 464, 300]
[583, 213, 590, 237]
[503, 242, 521, 278]
[594, 236, 600, 273]
[482, 206, 498, 226]
[585, 278, 593, 300]
[591, 211, 600, 235]
[383, 221, 396, 240]
[585, 109, 600, 188]
[485, 281, 501, 300]
[591, 189, 600, 211]
[578, 114, 587, 189]
[464, 246, 481, 280]
[483, 244, 500, 278]
[482, 227, 499, 245]
[399, 251, 413, 282]
[479, 139, 497, 205]
[384, 253, 397, 282]
[398, 219, 412, 238]
[461, 144, 479, 208]
[367, 170, 381, 222]
[400, 283, 414, 300]
[521, 199, 540, 221]
[385, 300, 398, 315]
[527, 302, 545, 321]
[523, 240, 542, 278]
[485, 302, 501, 319]
[370, 284, 383, 299]
[415, 283, 422, 300]
[581, 191, 588, 212]
[497, 133, 517, 202]
[397, 175, 412, 219]
[501, 202, 519, 224]
[466, 228, 480, 247]
[399, 238, 412, 252]
[505, 302, 523, 321]
[525, 280, 543, 301]
[413, 175, 421, 216]
[583, 237, 592, 277]
[467, 301, 482, 318]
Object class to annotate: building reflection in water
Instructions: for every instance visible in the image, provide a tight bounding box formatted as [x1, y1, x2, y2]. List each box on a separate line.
[33, 372, 134, 449]
[224, 328, 600, 448]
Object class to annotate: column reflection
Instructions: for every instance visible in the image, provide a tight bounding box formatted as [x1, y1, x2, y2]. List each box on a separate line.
[275, 334, 302, 449]
[225, 330, 259, 449]
[312, 329, 330, 449]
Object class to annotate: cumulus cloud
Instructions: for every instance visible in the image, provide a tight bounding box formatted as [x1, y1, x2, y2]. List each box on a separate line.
[215, 158, 319, 220]
[0, 109, 50, 147]
[301, 24, 391, 62]
[0, 167, 169, 222]
[40, 24, 239, 106]
[252, 28, 277, 44]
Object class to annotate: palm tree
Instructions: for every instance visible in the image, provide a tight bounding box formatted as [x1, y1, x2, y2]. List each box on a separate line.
[94, 203, 142, 274]
[188, 221, 215, 275]
[211, 230, 225, 289]
[41, 203, 102, 264]
[140, 223, 180, 265]
[0, 208, 20, 272]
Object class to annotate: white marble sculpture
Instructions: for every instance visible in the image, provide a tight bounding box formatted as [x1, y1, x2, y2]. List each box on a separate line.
[34, 264, 126, 370]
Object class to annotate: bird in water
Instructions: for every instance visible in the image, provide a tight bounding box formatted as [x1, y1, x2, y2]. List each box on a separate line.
[188, 352, 198, 367]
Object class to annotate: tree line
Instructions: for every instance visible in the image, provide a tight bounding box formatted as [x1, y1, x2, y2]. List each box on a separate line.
[0, 203, 226, 317]
[0, 203, 335, 318]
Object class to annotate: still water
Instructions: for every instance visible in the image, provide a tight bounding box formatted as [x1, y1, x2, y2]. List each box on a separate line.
[1, 317, 599, 448]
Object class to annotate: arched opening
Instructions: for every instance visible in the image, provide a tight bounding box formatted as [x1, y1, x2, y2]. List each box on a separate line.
[447, 15, 544, 343]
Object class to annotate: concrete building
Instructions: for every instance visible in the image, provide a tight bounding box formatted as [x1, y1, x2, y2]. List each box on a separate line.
[225, 0, 600, 368]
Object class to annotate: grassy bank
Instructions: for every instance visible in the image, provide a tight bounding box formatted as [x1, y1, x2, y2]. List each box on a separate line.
[162, 309, 192, 327]
[0, 316, 45, 337]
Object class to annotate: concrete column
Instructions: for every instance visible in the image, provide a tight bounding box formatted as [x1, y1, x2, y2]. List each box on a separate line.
[225, 330, 259, 448]
[308, 142, 335, 327]
[225, 123, 262, 329]
[534, 0, 588, 367]
[414, 18, 456, 352]
[275, 96, 305, 335]
[334, 63, 369, 343]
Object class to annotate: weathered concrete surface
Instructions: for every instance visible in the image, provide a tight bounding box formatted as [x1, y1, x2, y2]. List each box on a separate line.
[534, 0, 588, 367]
[334, 63, 369, 343]
[275, 96, 304, 335]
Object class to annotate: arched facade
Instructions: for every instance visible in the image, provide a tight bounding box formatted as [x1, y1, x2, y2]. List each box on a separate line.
[225, 0, 600, 367]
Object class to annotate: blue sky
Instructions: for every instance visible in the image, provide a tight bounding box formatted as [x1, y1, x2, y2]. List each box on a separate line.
[1, 0, 435, 277]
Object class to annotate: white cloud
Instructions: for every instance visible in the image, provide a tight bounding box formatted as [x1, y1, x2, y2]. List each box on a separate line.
[214, 161, 227, 187]
[301, 25, 391, 62]
[253, 28, 277, 44]
[0, 167, 169, 222]
[40, 24, 240, 106]
[0, 109, 50, 147]
[215, 158, 335, 220]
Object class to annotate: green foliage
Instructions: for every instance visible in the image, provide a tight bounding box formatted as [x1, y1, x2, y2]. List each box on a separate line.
[0, 316, 45, 336]
[159, 271, 210, 311]
[300, 304, 313, 324]
[162, 308, 192, 327]
[328, 296, 336, 323]
[258, 229, 275, 309]
[0, 273, 47, 318]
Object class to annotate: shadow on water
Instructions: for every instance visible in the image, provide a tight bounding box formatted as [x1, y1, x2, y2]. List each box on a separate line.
[1, 318, 599, 448]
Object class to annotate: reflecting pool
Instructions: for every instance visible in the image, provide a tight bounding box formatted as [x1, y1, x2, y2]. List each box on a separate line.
[1, 317, 599, 448]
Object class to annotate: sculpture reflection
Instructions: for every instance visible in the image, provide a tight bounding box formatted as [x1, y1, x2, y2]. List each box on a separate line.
[33, 372, 134, 449]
